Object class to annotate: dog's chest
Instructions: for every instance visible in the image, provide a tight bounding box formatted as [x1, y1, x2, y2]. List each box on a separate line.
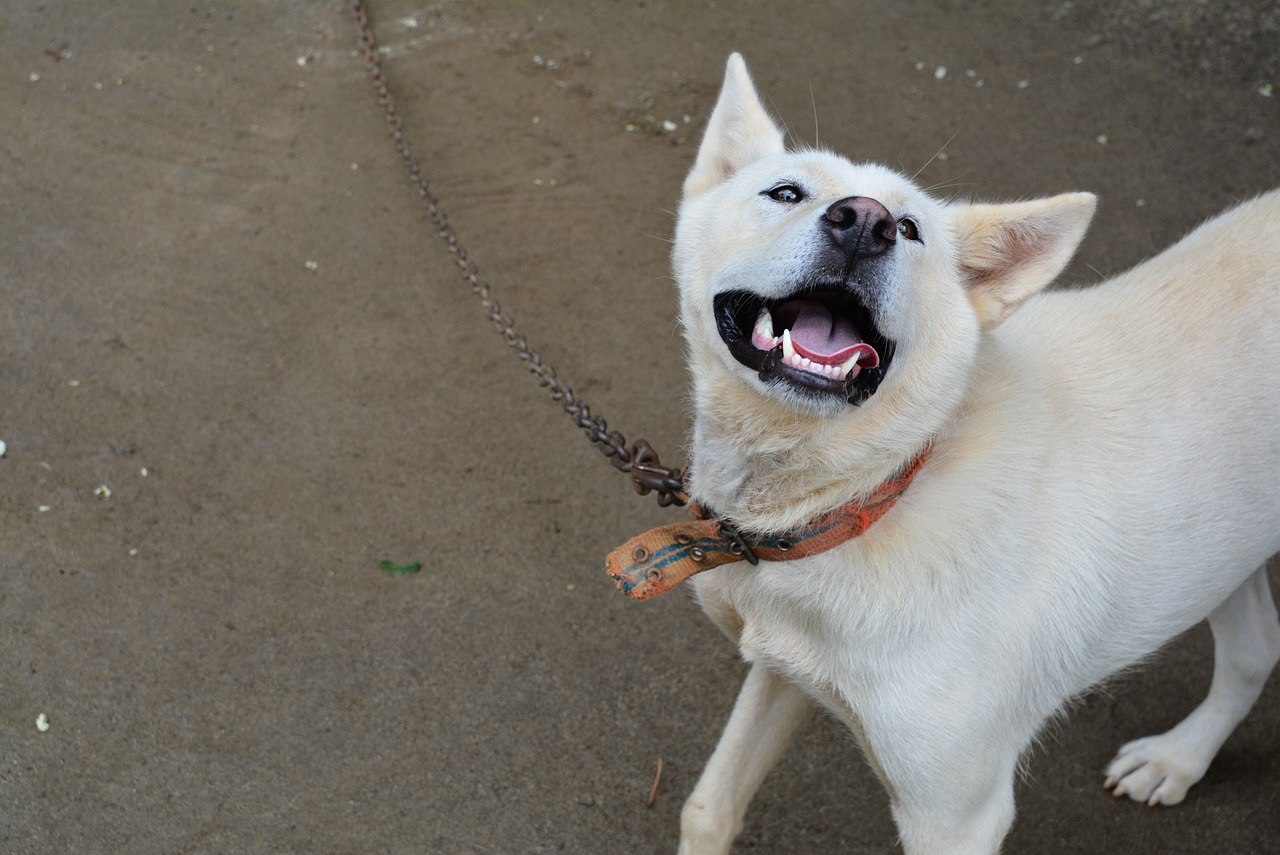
[692, 533, 1015, 707]
[694, 552, 888, 689]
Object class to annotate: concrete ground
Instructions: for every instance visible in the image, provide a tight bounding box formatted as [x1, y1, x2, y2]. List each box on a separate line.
[2, 1, 1278, 852]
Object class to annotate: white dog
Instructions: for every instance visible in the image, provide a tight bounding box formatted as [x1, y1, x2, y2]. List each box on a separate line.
[615, 54, 1280, 854]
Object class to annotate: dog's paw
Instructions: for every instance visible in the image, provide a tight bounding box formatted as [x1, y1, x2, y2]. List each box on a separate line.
[1103, 734, 1209, 806]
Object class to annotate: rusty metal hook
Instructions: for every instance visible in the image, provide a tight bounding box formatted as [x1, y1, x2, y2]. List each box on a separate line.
[626, 439, 687, 507]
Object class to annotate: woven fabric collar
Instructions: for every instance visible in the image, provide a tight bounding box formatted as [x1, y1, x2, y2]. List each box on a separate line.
[607, 444, 932, 600]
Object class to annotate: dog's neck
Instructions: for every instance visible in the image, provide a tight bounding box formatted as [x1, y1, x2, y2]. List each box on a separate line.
[687, 381, 940, 533]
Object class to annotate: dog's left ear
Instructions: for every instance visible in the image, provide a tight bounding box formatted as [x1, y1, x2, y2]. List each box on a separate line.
[684, 53, 786, 199]
[954, 193, 1097, 330]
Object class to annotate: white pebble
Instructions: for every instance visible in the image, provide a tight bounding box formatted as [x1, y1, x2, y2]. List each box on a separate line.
[1017, 80, 1030, 89]
[1260, 83, 1274, 98]
[933, 66, 947, 80]
[662, 120, 678, 132]
[304, 260, 319, 271]
[36, 713, 50, 732]
[0, 440, 6, 458]
[29, 72, 40, 83]
[94, 484, 112, 498]
[38, 505, 51, 513]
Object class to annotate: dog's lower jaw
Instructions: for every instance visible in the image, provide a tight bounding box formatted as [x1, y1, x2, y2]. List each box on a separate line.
[755, 345, 887, 407]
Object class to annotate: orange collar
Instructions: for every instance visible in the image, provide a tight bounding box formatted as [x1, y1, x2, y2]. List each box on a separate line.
[607, 444, 932, 600]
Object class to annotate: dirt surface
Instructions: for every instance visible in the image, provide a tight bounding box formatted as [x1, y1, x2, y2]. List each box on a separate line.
[3, 2, 1279, 853]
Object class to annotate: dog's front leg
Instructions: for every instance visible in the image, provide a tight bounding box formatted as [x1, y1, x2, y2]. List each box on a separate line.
[677, 663, 811, 855]
[862, 704, 1021, 855]
[890, 767, 1018, 855]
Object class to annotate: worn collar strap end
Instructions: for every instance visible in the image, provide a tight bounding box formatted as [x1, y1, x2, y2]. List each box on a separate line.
[606, 445, 932, 601]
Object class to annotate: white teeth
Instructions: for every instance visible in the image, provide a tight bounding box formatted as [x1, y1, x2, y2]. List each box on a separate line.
[754, 307, 774, 340]
[751, 307, 781, 351]
[771, 326, 859, 381]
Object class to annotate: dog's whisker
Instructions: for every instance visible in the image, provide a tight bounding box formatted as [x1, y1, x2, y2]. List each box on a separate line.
[809, 81, 820, 150]
[767, 95, 807, 154]
[910, 129, 962, 182]
[921, 171, 975, 194]
[631, 226, 674, 245]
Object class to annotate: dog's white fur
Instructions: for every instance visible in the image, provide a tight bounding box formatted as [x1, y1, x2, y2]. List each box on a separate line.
[673, 54, 1280, 854]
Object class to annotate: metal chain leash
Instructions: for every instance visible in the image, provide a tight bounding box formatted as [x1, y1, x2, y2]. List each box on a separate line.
[352, 1, 686, 507]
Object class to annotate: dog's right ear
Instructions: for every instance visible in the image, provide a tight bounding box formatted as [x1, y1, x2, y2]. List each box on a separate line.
[684, 54, 786, 199]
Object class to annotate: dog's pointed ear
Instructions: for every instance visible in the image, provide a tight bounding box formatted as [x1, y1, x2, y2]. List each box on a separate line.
[684, 53, 786, 199]
[954, 193, 1097, 330]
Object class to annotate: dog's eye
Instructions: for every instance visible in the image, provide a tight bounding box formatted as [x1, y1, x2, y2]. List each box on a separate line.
[897, 218, 922, 242]
[764, 184, 805, 204]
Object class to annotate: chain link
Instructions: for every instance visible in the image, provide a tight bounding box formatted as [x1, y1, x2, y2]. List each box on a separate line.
[352, 1, 686, 506]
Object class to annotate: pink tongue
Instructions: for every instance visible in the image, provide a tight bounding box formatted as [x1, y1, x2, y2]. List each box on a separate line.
[789, 302, 876, 365]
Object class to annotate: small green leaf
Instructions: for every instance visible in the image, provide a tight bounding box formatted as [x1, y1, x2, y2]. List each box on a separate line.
[379, 559, 422, 575]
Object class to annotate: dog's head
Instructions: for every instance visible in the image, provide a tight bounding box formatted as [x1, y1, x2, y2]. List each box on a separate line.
[675, 54, 1095, 435]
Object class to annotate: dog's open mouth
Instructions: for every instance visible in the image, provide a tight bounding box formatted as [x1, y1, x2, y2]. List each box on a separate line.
[714, 288, 895, 405]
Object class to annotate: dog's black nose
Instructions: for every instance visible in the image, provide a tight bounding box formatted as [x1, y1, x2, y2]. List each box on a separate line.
[822, 196, 897, 260]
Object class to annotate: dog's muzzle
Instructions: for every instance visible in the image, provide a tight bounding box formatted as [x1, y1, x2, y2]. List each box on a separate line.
[713, 196, 899, 406]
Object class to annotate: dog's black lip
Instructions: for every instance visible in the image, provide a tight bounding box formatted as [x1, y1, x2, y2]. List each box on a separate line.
[714, 285, 895, 405]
